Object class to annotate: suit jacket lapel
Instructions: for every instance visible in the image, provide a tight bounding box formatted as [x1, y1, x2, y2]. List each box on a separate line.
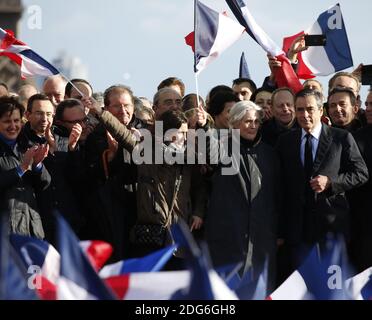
[312, 124, 333, 174]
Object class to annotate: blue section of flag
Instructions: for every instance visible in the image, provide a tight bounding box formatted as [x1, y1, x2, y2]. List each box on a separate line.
[361, 275, 372, 300]
[298, 237, 353, 300]
[194, 0, 219, 72]
[170, 221, 214, 300]
[239, 52, 251, 78]
[120, 245, 177, 274]
[56, 213, 115, 300]
[226, 0, 257, 42]
[317, 4, 353, 72]
[20, 49, 60, 75]
[0, 217, 38, 300]
[10, 234, 49, 269]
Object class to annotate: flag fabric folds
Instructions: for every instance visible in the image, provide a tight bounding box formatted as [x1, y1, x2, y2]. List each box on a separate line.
[186, 0, 245, 74]
[99, 245, 177, 278]
[0, 28, 59, 78]
[55, 214, 115, 300]
[0, 217, 39, 300]
[79, 240, 113, 271]
[225, 0, 303, 93]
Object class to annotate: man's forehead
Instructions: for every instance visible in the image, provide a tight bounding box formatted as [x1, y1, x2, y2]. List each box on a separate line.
[33, 99, 54, 110]
[160, 92, 181, 101]
[334, 76, 358, 89]
[329, 92, 351, 102]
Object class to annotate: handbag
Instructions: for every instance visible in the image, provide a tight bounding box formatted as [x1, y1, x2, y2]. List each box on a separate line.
[131, 169, 183, 247]
[131, 224, 167, 247]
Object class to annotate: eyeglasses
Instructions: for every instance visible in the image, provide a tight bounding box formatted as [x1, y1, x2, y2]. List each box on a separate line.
[62, 117, 89, 125]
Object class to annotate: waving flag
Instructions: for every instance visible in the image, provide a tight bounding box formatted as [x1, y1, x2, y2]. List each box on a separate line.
[100, 245, 176, 278]
[56, 214, 115, 300]
[106, 271, 191, 300]
[185, 0, 245, 74]
[0, 217, 39, 300]
[270, 238, 353, 300]
[170, 220, 238, 300]
[0, 28, 59, 78]
[79, 240, 113, 271]
[10, 234, 60, 284]
[284, 4, 353, 78]
[226, 0, 303, 93]
[239, 52, 251, 78]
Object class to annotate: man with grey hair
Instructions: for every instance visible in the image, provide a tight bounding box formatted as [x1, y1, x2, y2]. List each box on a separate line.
[276, 88, 368, 276]
[153, 88, 182, 120]
[43, 75, 67, 107]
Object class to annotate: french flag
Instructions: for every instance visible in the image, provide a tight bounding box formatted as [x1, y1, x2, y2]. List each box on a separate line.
[185, 0, 245, 74]
[225, 0, 303, 93]
[0, 217, 39, 300]
[269, 239, 353, 300]
[283, 4, 353, 78]
[55, 214, 116, 300]
[10, 234, 60, 285]
[99, 245, 177, 278]
[0, 27, 59, 78]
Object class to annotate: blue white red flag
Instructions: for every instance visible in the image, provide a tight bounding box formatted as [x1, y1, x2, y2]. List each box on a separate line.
[185, 0, 245, 74]
[283, 4, 353, 79]
[225, 0, 303, 93]
[55, 214, 115, 300]
[0, 27, 59, 78]
[100, 245, 176, 278]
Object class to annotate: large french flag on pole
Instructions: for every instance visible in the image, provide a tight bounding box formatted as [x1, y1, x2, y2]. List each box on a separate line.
[283, 4, 353, 79]
[0, 28, 59, 78]
[225, 0, 303, 93]
[185, 0, 245, 74]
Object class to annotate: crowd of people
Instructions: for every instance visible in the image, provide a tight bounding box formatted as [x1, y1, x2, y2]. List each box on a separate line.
[1, 48, 372, 292]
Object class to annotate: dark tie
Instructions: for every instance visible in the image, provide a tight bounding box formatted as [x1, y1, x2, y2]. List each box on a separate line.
[304, 133, 313, 180]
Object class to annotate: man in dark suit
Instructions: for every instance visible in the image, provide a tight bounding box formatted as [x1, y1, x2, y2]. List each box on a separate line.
[276, 88, 368, 273]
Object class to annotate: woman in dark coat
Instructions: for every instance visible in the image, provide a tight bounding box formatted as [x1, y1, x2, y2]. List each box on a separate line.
[0, 97, 50, 238]
[205, 100, 281, 289]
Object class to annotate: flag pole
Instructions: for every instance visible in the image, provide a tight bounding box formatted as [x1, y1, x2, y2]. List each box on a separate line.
[193, 0, 201, 110]
[195, 72, 201, 110]
[59, 72, 85, 98]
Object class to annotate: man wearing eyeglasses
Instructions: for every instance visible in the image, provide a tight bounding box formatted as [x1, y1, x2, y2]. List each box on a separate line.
[32, 99, 90, 243]
[83, 85, 138, 261]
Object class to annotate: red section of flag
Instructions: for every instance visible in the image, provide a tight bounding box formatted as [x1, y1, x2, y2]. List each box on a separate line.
[86, 240, 113, 271]
[274, 54, 303, 94]
[105, 275, 130, 300]
[185, 31, 195, 52]
[283, 32, 315, 80]
[36, 276, 57, 300]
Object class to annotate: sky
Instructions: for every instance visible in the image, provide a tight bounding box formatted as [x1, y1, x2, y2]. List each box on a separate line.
[19, 0, 372, 101]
